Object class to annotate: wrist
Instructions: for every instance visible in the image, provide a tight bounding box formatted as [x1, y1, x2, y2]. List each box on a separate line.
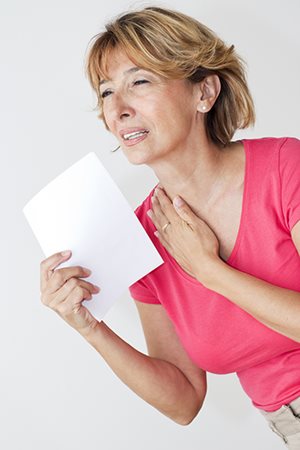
[195, 257, 228, 289]
[79, 320, 106, 343]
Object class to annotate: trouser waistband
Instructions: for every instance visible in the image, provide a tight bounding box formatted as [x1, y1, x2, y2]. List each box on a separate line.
[259, 397, 300, 437]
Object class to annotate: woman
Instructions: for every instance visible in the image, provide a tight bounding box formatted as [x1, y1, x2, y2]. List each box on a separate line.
[40, 7, 300, 448]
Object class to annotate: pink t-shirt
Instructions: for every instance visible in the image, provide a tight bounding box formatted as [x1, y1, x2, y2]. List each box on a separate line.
[129, 137, 300, 412]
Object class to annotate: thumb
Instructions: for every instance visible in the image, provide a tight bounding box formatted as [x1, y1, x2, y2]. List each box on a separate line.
[173, 196, 195, 223]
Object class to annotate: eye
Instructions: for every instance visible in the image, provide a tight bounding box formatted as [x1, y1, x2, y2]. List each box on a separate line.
[101, 89, 113, 99]
[133, 79, 149, 86]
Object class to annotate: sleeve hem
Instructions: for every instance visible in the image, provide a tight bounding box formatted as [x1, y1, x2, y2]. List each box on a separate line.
[129, 293, 161, 304]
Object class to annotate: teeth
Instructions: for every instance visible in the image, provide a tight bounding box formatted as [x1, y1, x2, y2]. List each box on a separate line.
[124, 130, 148, 140]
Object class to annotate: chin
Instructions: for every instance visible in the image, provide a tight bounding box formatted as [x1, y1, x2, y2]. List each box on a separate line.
[122, 149, 155, 166]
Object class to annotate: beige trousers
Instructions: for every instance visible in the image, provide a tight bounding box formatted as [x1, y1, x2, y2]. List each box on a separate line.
[259, 397, 300, 449]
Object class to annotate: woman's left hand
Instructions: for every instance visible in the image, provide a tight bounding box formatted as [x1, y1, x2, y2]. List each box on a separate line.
[147, 186, 221, 281]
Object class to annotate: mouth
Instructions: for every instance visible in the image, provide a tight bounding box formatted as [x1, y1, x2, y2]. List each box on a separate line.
[121, 129, 149, 141]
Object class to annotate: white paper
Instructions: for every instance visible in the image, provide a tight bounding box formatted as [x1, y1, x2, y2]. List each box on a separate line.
[23, 152, 163, 321]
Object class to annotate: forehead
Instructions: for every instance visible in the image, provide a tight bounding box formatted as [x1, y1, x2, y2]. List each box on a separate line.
[100, 49, 139, 84]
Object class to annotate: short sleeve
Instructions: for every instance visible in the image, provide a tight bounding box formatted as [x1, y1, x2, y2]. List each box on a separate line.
[129, 189, 161, 304]
[129, 277, 161, 304]
[279, 137, 300, 231]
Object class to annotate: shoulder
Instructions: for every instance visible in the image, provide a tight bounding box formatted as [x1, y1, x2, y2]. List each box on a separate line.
[275, 137, 300, 231]
[242, 136, 300, 169]
[242, 136, 298, 153]
[278, 137, 300, 162]
[273, 136, 300, 179]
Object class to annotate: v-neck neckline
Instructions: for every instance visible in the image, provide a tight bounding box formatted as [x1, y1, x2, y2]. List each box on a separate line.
[162, 139, 250, 284]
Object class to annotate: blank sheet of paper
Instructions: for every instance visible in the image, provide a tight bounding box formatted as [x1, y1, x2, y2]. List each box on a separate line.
[23, 152, 163, 321]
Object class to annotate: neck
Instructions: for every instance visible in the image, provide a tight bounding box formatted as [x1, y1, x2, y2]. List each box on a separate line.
[149, 138, 244, 214]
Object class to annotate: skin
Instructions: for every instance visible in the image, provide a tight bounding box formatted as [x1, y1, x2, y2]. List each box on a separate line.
[40, 251, 206, 425]
[40, 48, 300, 425]
[100, 49, 246, 261]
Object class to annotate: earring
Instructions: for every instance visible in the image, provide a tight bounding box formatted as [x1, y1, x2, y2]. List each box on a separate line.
[202, 105, 207, 111]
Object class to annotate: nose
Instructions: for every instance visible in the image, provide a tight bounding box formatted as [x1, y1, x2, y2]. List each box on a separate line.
[111, 92, 136, 121]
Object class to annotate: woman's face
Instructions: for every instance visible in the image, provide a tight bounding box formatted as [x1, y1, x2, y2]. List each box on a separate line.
[100, 49, 203, 166]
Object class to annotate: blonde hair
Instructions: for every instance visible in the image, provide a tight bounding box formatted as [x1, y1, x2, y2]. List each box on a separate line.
[85, 6, 255, 147]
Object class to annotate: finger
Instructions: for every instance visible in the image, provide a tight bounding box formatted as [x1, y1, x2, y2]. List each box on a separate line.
[45, 278, 99, 310]
[154, 231, 195, 278]
[151, 195, 169, 230]
[147, 207, 161, 231]
[56, 285, 93, 317]
[45, 266, 93, 293]
[154, 187, 179, 223]
[173, 196, 197, 227]
[40, 250, 72, 289]
[61, 278, 100, 298]
[154, 230, 174, 254]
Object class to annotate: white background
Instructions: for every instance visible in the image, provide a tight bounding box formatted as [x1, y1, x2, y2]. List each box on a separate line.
[1, 0, 299, 449]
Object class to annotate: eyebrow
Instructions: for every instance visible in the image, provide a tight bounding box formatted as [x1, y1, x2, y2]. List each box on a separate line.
[99, 67, 141, 86]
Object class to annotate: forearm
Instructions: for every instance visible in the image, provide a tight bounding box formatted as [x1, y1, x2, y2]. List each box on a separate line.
[201, 260, 300, 342]
[80, 321, 204, 425]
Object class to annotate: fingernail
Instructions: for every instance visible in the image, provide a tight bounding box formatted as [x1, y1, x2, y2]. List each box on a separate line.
[61, 250, 71, 256]
[83, 268, 92, 275]
[93, 285, 100, 292]
[147, 209, 153, 218]
[174, 196, 184, 208]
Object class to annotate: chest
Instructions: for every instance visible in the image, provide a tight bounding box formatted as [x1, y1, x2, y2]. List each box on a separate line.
[198, 184, 244, 262]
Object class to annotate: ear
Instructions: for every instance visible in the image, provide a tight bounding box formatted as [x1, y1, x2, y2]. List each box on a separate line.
[196, 74, 221, 113]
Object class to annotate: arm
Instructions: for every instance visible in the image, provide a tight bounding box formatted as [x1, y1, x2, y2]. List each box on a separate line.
[40, 251, 206, 426]
[83, 302, 207, 425]
[149, 187, 300, 343]
[201, 262, 300, 343]
[198, 221, 300, 343]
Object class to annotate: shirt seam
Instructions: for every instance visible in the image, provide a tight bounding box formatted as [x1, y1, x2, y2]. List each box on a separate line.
[278, 137, 290, 231]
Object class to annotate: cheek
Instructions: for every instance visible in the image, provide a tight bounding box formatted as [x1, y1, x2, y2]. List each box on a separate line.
[102, 107, 114, 133]
[154, 92, 192, 121]
[158, 104, 189, 131]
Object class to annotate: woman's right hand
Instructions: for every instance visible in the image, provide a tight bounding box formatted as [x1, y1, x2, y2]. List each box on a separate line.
[40, 250, 101, 335]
